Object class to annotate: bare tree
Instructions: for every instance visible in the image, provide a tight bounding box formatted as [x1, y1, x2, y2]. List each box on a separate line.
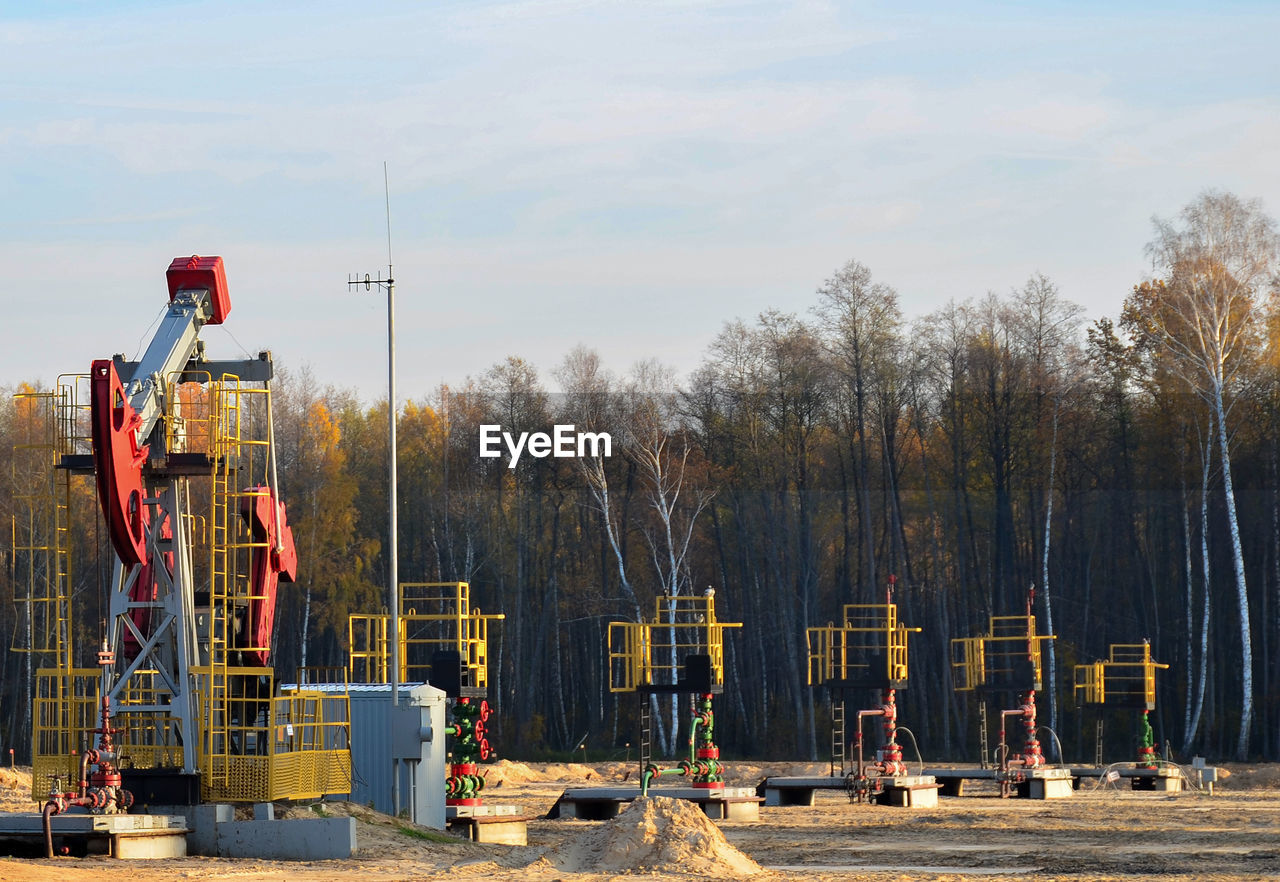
[624, 359, 715, 752]
[1007, 274, 1084, 750]
[815, 259, 901, 598]
[1126, 190, 1280, 758]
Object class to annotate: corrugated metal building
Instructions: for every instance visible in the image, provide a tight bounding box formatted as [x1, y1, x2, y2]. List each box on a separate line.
[301, 683, 448, 829]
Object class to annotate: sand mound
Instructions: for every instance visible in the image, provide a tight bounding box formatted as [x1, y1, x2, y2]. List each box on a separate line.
[486, 761, 608, 786]
[0, 767, 36, 812]
[560, 762, 598, 781]
[485, 759, 541, 786]
[551, 795, 762, 876]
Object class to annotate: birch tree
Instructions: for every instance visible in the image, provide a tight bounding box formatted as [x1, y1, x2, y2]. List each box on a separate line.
[623, 359, 715, 753]
[1123, 190, 1279, 758]
[1007, 274, 1083, 748]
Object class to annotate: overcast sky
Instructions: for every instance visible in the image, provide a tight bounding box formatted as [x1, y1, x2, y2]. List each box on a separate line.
[3, 1, 1278, 402]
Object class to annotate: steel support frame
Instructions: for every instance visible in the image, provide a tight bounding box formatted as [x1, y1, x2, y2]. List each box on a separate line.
[105, 480, 199, 774]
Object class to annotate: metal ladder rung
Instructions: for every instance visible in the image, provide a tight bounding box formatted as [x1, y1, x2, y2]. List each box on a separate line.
[831, 698, 847, 777]
[978, 700, 990, 769]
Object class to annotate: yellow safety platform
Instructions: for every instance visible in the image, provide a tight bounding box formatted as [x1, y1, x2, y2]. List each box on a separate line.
[348, 581, 503, 689]
[807, 603, 920, 688]
[951, 613, 1055, 692]
[608, 595, 741, 693]
[1073, 642, 1167, 710]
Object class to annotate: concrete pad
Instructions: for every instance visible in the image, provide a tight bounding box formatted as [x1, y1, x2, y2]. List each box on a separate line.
[552, 786, 762, 823]
[113, 829, 189, 859]
[703, 798, 760, 821]
[0, 813, 189, 860]
[1133, 771, 1184, 792]
[447, 814, 528, 845]
[763, 786, 817, 807]
[147, 803, 229, 856]
[446, 804, 529, 846]
[447, 804, 519, 818]
[876, 778, 940, 808]
[1025, 770, 1075, 800]
[216, 817, 356, 859]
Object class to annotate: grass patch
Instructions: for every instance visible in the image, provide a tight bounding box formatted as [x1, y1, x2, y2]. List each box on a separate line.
[397, 824, 458, 844]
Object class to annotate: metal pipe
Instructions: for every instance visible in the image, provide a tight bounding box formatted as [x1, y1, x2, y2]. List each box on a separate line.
[42, 801, 56, 859]
[856, 707, 886, 781]
[78, 751, 92, 799]
[641, 765, 687, 796]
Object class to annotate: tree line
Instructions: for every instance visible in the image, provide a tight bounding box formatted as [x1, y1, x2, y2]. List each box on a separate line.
[3, 190, 1278, 763]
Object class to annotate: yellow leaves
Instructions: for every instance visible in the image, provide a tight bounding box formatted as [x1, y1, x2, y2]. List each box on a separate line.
[303, 400, 343, 463]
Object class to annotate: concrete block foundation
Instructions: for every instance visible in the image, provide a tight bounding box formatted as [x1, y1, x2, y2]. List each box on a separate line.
[549, 786, 761, 822]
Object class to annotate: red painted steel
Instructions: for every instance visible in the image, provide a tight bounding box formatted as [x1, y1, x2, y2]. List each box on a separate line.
[90, 359, 149, 566]
[165, 254, 230, 324]
[238, 486, 297, 665]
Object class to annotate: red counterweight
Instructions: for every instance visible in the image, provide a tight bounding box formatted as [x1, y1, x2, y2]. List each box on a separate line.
[166, 255, 230, 325]
[238, 486, 297, 665]
[90, 360, 150, 566]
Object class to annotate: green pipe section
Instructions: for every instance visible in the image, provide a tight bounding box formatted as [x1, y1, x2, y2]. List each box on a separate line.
[641, 766, 685, 797]
[689, 717, 703, 764]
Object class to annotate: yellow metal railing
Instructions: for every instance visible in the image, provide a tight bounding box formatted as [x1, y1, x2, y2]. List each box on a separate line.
[1074, 661, 1104, 704]
[16, 380, 87, 800]
[30, 668, 99, 801]
[195, 666, 351, 802]
[10, 383, 80, 667]
[607, 621, 650, 693]
[1073, 642, 1167, 708]
[951, 614, 1054, 692]
[347, 582, 504, 689]
[113, 668, 189, 770]
[806, 603, 919, 686]
[196, 377, 350, 801]
[607, 595, 741, 693]
[348, 615, 389, 684]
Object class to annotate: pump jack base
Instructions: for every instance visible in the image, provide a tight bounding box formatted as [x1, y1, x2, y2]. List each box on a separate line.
[925, 767, 1074, 799]
[761, 775, 939, 808]
[1069, 766, 1185, 792]
[548, 787, 761, 822]
[0, 812, 188, 859]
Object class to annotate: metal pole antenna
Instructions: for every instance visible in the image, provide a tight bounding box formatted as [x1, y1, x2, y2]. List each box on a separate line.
[383, 161, 398, 717]
[348, 160, 400, 814]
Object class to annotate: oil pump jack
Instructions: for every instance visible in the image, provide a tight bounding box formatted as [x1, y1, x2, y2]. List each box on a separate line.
[28, 257, 350, 820]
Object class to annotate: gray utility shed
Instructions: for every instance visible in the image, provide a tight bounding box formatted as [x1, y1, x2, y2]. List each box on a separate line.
[298, 682, 449, 829]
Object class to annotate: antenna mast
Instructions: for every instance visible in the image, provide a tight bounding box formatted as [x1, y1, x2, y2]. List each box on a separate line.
[348, 162, 401, 810]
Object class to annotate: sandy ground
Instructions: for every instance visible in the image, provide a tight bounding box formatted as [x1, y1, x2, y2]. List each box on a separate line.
[0, 760, 1277, 881]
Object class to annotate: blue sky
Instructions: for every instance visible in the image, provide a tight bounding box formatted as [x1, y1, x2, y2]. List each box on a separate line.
[3, 1, 1278, 401]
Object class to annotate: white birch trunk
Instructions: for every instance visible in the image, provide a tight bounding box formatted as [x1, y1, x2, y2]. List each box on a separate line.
[1180, 473, 1194, 744]
[1212, 384, 1253, 759]
[1040, 400, 1059, 755]
[1185, 428, 1212, 752]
